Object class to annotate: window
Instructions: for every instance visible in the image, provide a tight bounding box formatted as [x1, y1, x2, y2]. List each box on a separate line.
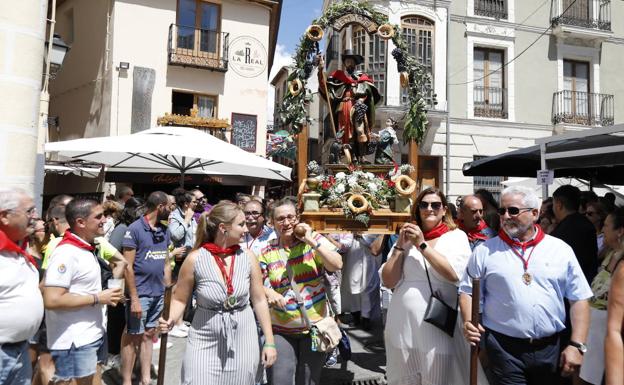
[177, 0, 221, 55]
[563, 59, 590, 116]
[401, 16, 434, 106]
[352, 26, 387, 103]
[473, 47, 507, 119]
[172, 91, 217, 118]
[473, 156, 504, 201]
[474, 0, 508, 19]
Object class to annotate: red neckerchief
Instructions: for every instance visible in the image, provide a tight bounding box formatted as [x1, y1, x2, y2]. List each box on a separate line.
[58, 230, 95, 252]
[457, 220, 490, 242]
[329, 70, 375, 86]
[498, 225, 545, 271]
[202, 243, 240, 296]
[423, 222, 450, 241]
[0, 229, 37, 267]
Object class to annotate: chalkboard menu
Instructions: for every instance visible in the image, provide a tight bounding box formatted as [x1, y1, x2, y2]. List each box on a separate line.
[231, 113, 257, 152]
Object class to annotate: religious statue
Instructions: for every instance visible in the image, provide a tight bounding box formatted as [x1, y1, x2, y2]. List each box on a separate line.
[373, 118, 398, 164]
[318, 49, 381, 164]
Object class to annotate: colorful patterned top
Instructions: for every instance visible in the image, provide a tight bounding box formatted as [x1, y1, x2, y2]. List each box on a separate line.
[589, 250, 623, 310]
[258, 233, 334, 335]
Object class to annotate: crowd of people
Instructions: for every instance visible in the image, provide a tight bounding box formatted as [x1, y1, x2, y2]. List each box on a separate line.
[1, 183, 623, 385]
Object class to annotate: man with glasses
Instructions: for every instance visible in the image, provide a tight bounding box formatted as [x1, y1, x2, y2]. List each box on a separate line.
[120, 191, 172, 385]
[190, 189, 212, 221]
[0, 188, 43, 385]
[240, 200, 275, 256]
[459, 186, 592, 385]
[457, 195, 497, 250]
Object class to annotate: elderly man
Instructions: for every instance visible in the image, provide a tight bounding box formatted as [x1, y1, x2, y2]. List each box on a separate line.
[457, 195, 497, 250]
[0, 188, 43, 385]
[459, 186, 592, 385]
[240, 199, 275, 256]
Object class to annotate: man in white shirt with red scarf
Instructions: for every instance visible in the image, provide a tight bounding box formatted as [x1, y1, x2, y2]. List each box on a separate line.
[457, 195, 497, 250]
[0, 188, 43, 385]
[459, 186, 592, 385]
[44, 199, 123, 385]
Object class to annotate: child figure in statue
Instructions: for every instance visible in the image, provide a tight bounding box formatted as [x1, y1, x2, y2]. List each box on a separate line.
[373, 118, 398, 164]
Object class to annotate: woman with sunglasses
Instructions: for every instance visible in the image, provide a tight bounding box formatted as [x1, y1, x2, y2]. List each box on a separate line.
[381, 187, 475, 385]
[159, 202, 276, 385]
[258, 198, 342, 385]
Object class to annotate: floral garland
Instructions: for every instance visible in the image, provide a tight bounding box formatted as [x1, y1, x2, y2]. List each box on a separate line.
[306, 163, 414, 225]
[277, 0, 433, 146]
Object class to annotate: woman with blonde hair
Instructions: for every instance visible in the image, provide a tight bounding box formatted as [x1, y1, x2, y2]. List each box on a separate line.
[381, 187, 479, 385]
[159, 202, 276, 385]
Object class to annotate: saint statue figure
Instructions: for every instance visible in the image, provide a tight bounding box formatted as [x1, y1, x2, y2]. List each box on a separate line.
[318, 49, 381, 164]
[373, 118, 398, 164]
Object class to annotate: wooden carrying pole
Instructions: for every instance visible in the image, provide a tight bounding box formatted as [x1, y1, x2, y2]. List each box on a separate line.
[157, 285, 174, 385]
[470, 278, 481, 385]
[318, 61, 338, 139]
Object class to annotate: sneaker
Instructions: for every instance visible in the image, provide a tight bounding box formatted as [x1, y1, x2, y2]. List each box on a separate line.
[325, 348, 338, 367]
[169, 325, 189, 338]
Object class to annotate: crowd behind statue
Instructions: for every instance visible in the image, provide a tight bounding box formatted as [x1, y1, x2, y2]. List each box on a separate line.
[1, 182, 624, 385]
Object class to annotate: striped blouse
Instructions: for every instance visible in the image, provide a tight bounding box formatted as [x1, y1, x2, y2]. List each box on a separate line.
[258, 233, 331, 334]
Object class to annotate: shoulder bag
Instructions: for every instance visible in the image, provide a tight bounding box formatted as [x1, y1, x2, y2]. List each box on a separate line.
[423, 259, 458, 337]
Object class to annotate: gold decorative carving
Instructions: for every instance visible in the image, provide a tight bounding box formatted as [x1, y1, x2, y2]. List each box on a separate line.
[333, 13, 379, 33]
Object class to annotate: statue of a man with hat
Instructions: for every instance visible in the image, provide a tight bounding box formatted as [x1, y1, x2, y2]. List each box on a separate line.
[318, 49, 381, 164]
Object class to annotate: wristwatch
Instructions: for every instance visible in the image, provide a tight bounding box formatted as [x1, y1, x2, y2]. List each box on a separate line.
[569, 340, 588, 355]
[419, 242, 428, 251]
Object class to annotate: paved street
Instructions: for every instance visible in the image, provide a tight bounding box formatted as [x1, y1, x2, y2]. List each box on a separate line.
[102, 322, 386, 385]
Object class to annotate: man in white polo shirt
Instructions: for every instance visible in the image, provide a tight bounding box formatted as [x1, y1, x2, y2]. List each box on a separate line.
[0, 188, 43, 385]
[44, 199, 123, 385]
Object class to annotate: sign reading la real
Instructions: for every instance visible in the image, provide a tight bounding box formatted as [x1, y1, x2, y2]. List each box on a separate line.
[229, 36, 267, 78]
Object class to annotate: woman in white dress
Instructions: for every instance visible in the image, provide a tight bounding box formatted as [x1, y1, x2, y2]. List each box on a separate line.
[381, 187, 483, 385]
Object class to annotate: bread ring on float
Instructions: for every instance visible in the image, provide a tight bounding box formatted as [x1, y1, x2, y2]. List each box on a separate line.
[305, 25, 324, 42]
[289, 78, 303, 97]
[377, 24, 395, 40]
[395, 175, 416, 196]
[400, 72, 410, 88]
[347, 194, 369, 214]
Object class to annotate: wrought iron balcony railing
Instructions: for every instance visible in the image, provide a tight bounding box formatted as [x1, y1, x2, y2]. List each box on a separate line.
[474, 86, 508, 119]
[552, 90, 614, 126]
[551, 0, 611, 31]
[168, 24, 229, 71]
[474, 0, 508, 19]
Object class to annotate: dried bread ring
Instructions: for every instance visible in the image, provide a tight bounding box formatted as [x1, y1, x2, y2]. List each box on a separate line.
[400, 71, 410, 88]
[347, 194, 369, 214]
[305, 25, 324, 42]
[377, 24, 395, 40]
[395, 175, 416, 197]
[289, 78, 303, 97]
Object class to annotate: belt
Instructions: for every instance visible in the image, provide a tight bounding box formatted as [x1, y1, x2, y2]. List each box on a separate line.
[0, 340, 27, 349]
[489, 329, 560, 347]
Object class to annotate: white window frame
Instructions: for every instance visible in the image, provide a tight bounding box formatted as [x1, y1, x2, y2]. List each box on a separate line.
[556, 43, 600, 94]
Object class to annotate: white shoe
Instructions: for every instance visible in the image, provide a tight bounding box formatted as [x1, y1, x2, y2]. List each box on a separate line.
[169, 325, 189, 338]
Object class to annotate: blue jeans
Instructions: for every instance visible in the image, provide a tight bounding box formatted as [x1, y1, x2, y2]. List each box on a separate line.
[125, 295, 164, 335]
[50, 337, 104, 381]
[0, 341, 32, 385]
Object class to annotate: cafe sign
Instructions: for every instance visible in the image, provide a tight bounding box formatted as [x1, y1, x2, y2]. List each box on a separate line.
[229, 36, 267, 78]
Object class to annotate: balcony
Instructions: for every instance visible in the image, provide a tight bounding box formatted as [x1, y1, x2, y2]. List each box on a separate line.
[168, 24, 229, 72]
[552, 90, 614, 126]
[551, 0, 612, 40]
[474, 0, 507, 20]
[474, 86, 507, 119]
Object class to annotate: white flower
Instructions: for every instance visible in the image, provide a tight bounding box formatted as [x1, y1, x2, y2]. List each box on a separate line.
[335, 172, 346, 179]
[365, 172, 375, 180]
[334, 184, 345, 194]
[347, 176, 358, 186]
[367, 182, 378, 193]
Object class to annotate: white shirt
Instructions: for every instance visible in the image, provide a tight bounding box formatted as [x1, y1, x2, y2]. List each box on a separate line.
[45, 235, 105, 349]
[240, 225, 277, 257]
[0, 250, 44, 344]
[344, 234, 380, 294]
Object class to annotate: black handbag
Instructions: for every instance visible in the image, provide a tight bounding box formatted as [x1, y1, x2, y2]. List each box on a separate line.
[423, 261, 458, 337]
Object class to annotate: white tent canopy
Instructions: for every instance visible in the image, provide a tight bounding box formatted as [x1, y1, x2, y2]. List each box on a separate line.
[45, 126, 292, 185]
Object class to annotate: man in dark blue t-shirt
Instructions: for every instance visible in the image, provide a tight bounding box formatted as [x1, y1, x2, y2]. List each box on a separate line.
[120, 191, 172, 385]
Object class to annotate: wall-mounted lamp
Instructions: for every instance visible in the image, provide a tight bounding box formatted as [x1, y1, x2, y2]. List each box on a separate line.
[119, 62, 130, 70]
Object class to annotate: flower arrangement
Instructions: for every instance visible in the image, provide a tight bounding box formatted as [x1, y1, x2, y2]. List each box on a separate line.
[307, 160, 323, 176]
[304, 164, 415, 225]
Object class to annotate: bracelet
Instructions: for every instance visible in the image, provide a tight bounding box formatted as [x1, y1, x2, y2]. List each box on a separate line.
[263, 343, 276, 349]
[92, 294, 99, 306]
[312, 241, 321, 250]
[394, 246, 405, 251]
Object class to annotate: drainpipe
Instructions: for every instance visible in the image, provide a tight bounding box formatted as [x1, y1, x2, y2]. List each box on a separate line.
[445, 7, 451, 197]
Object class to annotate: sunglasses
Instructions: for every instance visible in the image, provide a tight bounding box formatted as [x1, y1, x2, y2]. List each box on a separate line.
[497, 207, 532, 216]
[418, 201, 443, 210]
[244, 211, 263, 218]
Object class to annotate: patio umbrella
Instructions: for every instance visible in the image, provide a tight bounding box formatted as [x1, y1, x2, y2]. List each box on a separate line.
[45, 126, 292, 187]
